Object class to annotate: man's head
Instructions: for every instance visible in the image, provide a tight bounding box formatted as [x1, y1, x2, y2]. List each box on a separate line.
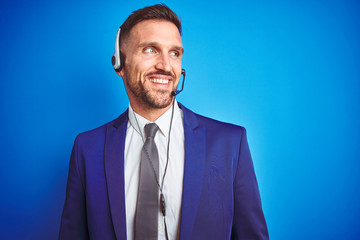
[114, 4, 184, 114]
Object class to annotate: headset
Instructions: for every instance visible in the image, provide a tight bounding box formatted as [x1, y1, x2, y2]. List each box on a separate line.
[111, 28, 124, 72]
[111, 27, 185, 95]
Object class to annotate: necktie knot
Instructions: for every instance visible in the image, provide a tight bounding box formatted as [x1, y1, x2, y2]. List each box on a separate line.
[145, 123, 159, 139]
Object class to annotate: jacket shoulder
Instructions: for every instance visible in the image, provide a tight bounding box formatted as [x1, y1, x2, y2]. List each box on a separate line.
[179, 102, 245, 135]
[75, 110, 128, 145]
[196, 113, 245, 131]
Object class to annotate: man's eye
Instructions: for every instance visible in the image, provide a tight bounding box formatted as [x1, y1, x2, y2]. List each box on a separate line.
[144, 48, 156, 54]
[170, 51, 179, 57]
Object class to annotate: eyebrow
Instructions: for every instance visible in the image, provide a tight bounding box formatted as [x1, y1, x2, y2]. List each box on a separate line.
[138, 41, 184, 54]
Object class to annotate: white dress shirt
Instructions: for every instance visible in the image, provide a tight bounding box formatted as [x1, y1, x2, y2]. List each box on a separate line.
[124, 100, 185, 240]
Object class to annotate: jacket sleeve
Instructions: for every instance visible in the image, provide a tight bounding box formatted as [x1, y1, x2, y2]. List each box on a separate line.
[59, 136, 89, 240]
[231, 128, 269, 239]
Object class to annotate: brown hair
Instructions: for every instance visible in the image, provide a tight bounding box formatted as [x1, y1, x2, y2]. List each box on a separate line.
[119, 4, 182, 47]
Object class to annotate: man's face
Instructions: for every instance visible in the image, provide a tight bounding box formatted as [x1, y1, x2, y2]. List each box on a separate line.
[119, 19, 184, 110]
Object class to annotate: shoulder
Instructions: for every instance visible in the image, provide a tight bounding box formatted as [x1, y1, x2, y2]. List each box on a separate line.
[75, 109, 128, 146]
[179, 102, 246, 136]
[197, 113, 244, 132]
[195, 112, 247, 146]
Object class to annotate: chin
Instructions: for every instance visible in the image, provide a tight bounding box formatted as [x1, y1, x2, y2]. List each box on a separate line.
[142, 91, 173, 109]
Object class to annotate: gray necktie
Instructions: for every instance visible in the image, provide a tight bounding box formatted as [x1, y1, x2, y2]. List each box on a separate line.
[135, 123, 159, 240]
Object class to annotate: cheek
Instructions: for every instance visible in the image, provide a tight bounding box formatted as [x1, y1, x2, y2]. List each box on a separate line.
[133, 59, 156, 76]
[126, 63, 144, 81]
[172, 57, 182, 67]
[171, 59, 182, 75]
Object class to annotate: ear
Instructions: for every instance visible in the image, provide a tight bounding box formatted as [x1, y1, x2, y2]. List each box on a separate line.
[116, 70, 123, 77]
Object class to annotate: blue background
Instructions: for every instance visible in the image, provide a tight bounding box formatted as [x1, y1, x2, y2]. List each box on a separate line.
[1, 0, 359, 239]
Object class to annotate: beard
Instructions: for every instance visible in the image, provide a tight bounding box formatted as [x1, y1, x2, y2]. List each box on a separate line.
[125, 72, 175, 109]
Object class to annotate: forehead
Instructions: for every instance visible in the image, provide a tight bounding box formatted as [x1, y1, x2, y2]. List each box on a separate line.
[127, 19, 182, 47]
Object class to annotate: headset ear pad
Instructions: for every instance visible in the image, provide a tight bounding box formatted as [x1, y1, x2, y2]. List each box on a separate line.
[111, 51, 124, 73]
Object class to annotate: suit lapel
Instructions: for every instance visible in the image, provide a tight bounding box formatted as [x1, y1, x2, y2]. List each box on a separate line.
[104, 110, 128, 240]
[178, 103, 206, 240]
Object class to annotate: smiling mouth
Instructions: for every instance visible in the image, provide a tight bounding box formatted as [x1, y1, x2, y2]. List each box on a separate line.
[149, 78, 170, 84]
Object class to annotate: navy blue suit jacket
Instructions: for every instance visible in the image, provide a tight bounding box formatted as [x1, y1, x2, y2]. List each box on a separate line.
[59, 103, 269, 239]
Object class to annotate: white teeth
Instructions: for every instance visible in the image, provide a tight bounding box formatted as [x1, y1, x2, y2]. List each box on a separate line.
[150, 78, 169, 84]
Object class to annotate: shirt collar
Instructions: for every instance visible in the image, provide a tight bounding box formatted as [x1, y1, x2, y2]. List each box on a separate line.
[128, 100, 182, 139]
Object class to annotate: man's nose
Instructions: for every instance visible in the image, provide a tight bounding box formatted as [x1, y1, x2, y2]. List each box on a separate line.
[155, 54, 171, 72]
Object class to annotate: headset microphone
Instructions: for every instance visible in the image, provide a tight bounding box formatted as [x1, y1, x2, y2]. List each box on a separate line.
[172, 69, 186, 96]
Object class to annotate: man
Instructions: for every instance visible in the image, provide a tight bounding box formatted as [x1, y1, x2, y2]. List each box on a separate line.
[59, 4, 268, 240]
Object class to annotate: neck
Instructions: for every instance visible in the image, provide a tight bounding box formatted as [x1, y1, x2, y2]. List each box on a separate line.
[130, 99, 175, 122]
